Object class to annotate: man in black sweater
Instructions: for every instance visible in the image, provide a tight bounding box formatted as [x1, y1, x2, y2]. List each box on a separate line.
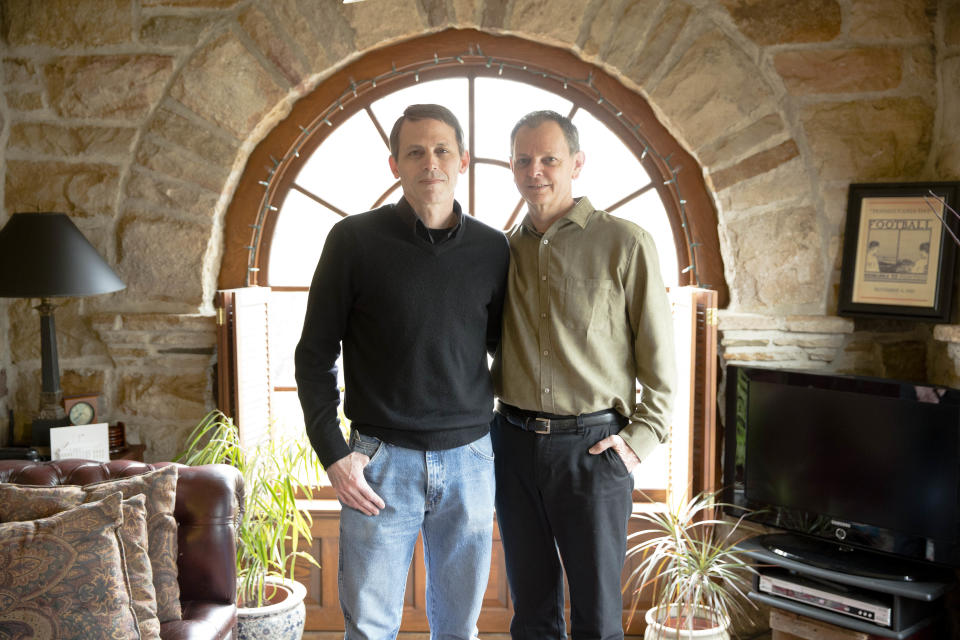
[295, 104, 509, 639]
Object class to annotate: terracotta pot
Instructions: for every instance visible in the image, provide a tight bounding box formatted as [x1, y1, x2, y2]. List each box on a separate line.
[237, 577, 306, 640]
[643, 604, 730, 640]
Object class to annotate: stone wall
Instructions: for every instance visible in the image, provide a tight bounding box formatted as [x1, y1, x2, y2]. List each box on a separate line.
[0, 0, 959, 460]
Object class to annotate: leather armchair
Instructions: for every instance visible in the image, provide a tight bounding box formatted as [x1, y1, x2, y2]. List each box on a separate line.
[0, 459, 242, 640]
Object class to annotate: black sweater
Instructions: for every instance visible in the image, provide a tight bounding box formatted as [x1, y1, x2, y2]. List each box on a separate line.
[294, 199, 510, 469]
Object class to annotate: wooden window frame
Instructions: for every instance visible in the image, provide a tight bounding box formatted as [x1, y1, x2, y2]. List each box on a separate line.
[219, 29, 727, 309]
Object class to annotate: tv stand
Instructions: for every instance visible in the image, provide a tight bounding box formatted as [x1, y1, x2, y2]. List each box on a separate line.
[757, 533, 953, 583]
[738, 536, 955, 639]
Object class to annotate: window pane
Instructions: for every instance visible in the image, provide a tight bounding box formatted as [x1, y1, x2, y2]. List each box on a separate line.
[571, 110, 651, 210]
[268, 290, 308, 387]
[369, 78, 470, 152]
[294, 110, 395, 215]
[269, 190, 341, 286]
[474, 78, 573, 160]
[473, 162, 522, 229]
[633, 438, 668, 490]
[611, 189, 679, 288]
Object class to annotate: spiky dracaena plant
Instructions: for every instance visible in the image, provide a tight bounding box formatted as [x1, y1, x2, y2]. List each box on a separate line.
[624, 492, 757, 637]
[177, 410, 323, 607]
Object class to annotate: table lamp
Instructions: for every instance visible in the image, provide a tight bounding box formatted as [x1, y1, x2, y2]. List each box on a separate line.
[0, 212, 126, 449]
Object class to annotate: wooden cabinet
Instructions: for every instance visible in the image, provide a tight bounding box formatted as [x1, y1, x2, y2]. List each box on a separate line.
[296, 500, 656, 634]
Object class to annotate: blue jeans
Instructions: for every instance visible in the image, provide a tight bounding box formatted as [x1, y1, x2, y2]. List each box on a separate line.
[338, 430, 496, 640]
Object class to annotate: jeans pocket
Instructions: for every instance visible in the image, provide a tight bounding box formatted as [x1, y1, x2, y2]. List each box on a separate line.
[467, 433, 495, 462]
[350, 430, 384, 464]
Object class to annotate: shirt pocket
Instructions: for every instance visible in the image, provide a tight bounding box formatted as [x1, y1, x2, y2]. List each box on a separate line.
[562, 277, 620, 335]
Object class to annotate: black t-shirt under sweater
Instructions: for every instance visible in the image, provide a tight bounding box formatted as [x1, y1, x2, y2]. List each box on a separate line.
[294, 198, 510, 469]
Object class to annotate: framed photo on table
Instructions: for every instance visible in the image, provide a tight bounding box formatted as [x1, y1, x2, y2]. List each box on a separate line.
[838, 182, 960, 322]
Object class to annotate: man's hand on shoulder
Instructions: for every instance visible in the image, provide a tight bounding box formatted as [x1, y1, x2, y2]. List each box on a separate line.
[327, 452, 386, 516]
[589, 433, 641, 473]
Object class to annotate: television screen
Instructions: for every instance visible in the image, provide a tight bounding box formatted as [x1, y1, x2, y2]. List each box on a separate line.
[723, 365, 960, 577]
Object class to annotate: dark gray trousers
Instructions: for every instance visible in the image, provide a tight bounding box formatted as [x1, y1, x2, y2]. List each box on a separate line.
[491, 412, 634, 640]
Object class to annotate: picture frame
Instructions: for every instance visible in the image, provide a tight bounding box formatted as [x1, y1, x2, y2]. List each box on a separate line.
[838, 182, 960, 322]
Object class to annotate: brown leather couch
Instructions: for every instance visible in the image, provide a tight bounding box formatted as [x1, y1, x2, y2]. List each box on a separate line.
[0, 458, 243, 640]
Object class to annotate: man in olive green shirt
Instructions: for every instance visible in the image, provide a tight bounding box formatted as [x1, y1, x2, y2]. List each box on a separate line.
[491, 111, 676, 640]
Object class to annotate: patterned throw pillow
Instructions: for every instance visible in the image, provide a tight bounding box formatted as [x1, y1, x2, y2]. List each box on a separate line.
[0, 493, 141, 640]
[83, 465, 182, 622]
[0, 484, 161, 640]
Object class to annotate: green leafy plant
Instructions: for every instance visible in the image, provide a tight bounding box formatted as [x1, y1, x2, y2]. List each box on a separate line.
[624, 491, 757, 637]
[177, 410, 323, 607]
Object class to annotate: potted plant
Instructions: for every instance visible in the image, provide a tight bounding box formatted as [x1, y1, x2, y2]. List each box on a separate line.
[624, 492, 758, 640]
[177, 410, 324, 640]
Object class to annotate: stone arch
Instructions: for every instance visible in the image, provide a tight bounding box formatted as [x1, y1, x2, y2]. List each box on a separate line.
[104, 0, 832, 317]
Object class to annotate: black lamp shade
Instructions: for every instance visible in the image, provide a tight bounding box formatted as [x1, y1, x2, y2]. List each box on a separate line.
[0, 212, 125, 298]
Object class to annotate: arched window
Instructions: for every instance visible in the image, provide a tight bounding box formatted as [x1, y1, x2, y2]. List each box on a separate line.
[219, 30, 726, 496]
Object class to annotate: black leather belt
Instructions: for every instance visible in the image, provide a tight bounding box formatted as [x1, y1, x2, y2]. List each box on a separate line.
[496, 402, 623, 435]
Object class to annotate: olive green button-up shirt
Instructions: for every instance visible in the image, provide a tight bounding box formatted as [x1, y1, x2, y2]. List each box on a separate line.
[492, 197, 676, 461]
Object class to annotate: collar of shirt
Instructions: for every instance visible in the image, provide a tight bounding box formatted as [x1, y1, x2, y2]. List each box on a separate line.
[519, 196, 594, 237]
[396, 196, 463, 244]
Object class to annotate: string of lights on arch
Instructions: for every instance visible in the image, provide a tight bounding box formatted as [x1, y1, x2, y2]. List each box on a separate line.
[245, 44, 702, 288]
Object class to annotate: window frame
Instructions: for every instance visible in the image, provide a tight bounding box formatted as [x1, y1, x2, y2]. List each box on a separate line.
[219, 29, 727, 307]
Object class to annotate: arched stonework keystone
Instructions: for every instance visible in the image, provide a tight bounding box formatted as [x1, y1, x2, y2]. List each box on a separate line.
[169, 30, 288, 139]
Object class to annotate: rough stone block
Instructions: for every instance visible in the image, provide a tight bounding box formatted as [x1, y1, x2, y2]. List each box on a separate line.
[45, 54, 174, 120]
[784, 315, 854, 334]
[718, 311, 784, 331]
[263, 0, 340, 70]
[116, 371, 209, 421]
[801, 97, 933, 181]
[723, 205, 825, 310]
[584, 0, 659, 65]
[139, 14, 210, 47]
[125, 169, 220, 220]
[696, 113, 787, 169]
[61, 369, 106, 396]
[935, 56, 960, 177]
[849, 0, 931, 40]
[135, 137, 230, 193]
[147, 104, 239, 163]
[622, 1, 691, 88]
[239, 6, 307, 87]
[170, 31, 287, 139]
[933, 324, 960, 344]
[3, 57, 38, 84]
[651, 29, 776, 150]
[2, 0, 133, 48]
[716, 157, 812, 214]
[141, 0, 236, 6]
[342, 0, 425, 51]
[4, 89, 44, 112]
[5, 160, 121, 215]
[774, 48, 902, 94]
[9, 298, 109, 362]
[481, 0, 510, 28]
[719, 0, 842, 45]
[116, 215, 209, 307]
[8, 123, 136, 158]
[710, 139, 800, 191]
[948, 2, 960, 48]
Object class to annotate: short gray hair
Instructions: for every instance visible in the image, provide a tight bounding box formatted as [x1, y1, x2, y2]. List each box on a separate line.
[510, 110, 580, 155]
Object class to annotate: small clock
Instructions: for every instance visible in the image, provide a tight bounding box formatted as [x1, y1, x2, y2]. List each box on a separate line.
[63, 394, 100, 426]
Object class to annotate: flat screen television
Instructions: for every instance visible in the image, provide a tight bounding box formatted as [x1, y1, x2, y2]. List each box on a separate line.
[722, 365, 960, 582]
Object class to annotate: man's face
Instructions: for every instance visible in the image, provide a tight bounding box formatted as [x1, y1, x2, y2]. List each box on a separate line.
[510, 120, 585, 221]
[388, 118, 468, 216]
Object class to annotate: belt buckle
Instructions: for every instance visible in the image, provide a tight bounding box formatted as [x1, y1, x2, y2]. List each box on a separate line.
[533, 417, 551, 434]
